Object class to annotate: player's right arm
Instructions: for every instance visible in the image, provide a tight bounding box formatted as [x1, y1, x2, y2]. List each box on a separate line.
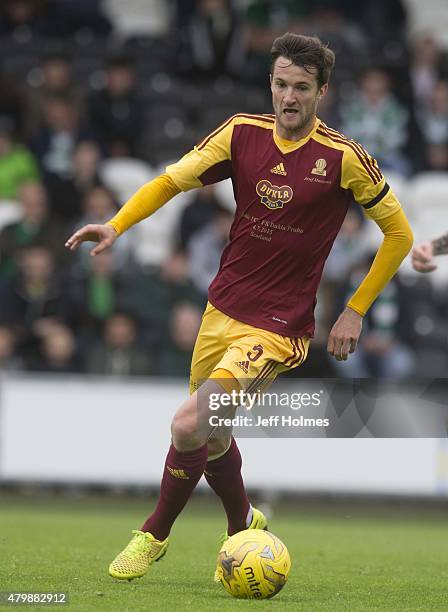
[65, 117, 236, 255]
[412, 233, 448, 273]
[65, 174, 180, 255]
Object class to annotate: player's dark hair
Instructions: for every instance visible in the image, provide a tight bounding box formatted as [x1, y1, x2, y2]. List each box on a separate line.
[270, 33, 335, 88]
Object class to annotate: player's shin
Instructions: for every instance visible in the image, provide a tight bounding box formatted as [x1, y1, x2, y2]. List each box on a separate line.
[204, 436, 251, 535]
[141, 442, 208, 540]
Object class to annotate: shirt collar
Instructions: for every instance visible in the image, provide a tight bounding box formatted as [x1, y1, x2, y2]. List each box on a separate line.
[273, 117, 321, 154]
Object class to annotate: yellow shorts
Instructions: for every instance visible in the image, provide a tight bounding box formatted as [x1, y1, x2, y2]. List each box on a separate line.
[189, 302, 310, 394]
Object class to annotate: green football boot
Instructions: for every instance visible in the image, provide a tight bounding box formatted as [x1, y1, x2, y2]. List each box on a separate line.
[109, 530, 168, 581]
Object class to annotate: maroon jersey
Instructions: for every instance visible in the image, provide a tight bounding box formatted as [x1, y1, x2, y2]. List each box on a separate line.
[167, 114, 399, 337]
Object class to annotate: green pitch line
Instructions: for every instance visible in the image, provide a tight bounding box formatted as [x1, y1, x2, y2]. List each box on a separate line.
[1, 495, 448, 611]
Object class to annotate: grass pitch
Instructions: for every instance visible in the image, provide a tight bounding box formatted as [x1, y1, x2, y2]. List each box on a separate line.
[1, 494, 448, 611]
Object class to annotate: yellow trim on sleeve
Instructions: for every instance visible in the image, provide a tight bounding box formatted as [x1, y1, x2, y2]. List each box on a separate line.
[340, 146, 384, 204]
[313, 125, 386, 207]
[347, 208, 414, 316]
[166, 117, 235, 192]
[166, 114, 275, 192]
[106, 174, 180, 235]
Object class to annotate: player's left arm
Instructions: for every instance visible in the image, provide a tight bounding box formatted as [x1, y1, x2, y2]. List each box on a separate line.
[328, 148, 413, 361]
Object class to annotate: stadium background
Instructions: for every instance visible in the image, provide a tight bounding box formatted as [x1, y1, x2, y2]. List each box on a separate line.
[1, 0, 448, 383]
[1, 2, 448, 610]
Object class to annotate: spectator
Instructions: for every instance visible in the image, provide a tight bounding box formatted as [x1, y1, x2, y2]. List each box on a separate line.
[46, 139, 102, 223]
[0, 326, 24, 371]
[307, 1, 366, 56]
[315, 86, 341, 128]
[0, 0, 48, 37]
[0, 0, 112, 38]
[0, 70, 27, 137]
[31, 94, 96, 180]
[0, 117, 40, 199]
[322, 205, 370, 338]
[340, 67, 410, 175]
[88, 56, 143, 157]
[410, 35, 448, 111]
[126, 262, 205, 347]
[0, 244, 68, 364]
[52, 0, 112, 37]
[30, 321, 80, 372]
[0, 181, 64, 280]
[425, 143, 448, 172]
[332, 254, 414, 378]
[72, 184, 134, 272]
[25, 53, 85, 139]
[66, 249, 134, 337]
[344, 0, 406, 45]
[243, 0, 310, 83]
[178, 0, 246, 79]
[177, 184, 222, 251]
[417, 80, 448, 169]
[86, 312, 153, 376]
[188, 206, 232, 297]
[304, 2, 368, 95]
[159, 302, 202, 377]
[324, 205, 370, 282]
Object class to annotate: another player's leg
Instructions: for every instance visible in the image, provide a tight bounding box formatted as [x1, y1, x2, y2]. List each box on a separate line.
[109, 378, 234, 581]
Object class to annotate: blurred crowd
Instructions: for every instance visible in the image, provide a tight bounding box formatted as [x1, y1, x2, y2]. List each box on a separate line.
[1, 0, 448, 378]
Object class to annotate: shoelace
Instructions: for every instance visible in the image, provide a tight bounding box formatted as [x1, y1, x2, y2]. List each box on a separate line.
[124, 530, 152, 556]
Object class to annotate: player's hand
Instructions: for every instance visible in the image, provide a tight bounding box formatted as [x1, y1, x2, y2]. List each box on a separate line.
[411, 241, 437, 273]
[327, 307, 362, 361]
[65, 224, 118, 256]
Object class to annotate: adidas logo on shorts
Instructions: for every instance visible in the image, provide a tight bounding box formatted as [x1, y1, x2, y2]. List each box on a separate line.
[270, 162, 287, 176]
[235, 360, 250, 374]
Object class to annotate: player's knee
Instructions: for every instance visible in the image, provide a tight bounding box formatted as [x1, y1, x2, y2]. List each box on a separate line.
[171, 412, 203, 450]
[207, 436, 231, 458]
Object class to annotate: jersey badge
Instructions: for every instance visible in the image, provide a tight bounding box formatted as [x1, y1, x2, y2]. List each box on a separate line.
[311, 158, 327, 176]
[256, 179, 293, 210]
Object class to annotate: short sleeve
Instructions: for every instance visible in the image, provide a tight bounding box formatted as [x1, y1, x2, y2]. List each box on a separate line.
[166, 116, 235, 192]
[341, 145, 401, 221]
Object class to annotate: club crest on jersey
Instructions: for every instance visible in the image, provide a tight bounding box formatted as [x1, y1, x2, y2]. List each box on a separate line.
[256, 179, 293, 210]
[311, 158, 327, 176]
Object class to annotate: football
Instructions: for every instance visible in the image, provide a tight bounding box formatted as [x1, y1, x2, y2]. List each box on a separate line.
[216, 529, 291, 599]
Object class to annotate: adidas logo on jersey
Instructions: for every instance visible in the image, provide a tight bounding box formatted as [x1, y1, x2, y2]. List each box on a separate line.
[270, 162, 287, 176]
[235, 360, 250, 374]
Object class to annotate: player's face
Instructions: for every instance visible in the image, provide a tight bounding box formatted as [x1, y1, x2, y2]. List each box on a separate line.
[270, 57, 327, 140]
